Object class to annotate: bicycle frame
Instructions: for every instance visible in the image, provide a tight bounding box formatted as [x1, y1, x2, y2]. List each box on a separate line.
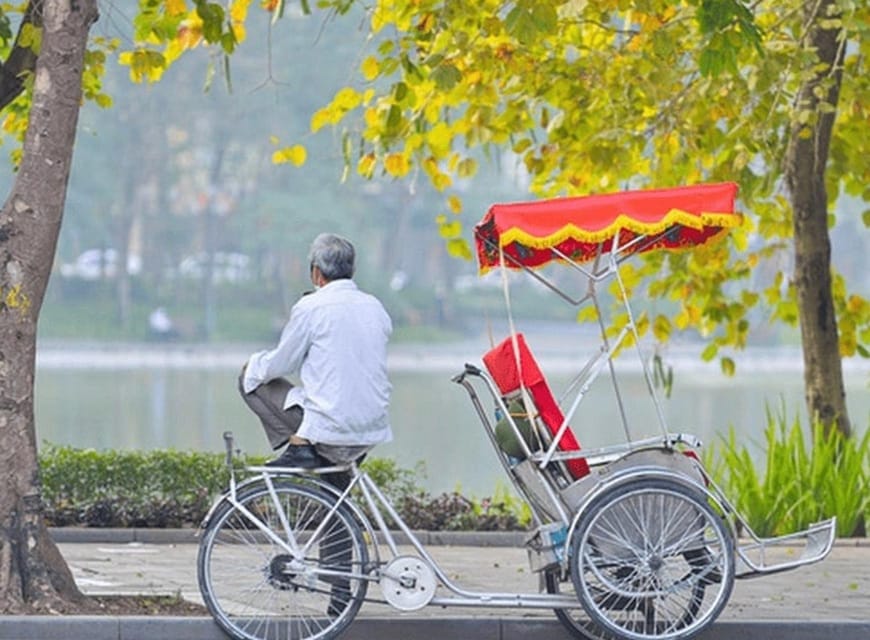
[208, 438, 581, 611]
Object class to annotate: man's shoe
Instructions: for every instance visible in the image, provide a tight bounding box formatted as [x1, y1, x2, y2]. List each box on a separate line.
[265, 444, 322, 469]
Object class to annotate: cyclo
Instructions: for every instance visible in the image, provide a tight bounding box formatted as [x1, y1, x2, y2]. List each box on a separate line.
[196, 182, 835, 640]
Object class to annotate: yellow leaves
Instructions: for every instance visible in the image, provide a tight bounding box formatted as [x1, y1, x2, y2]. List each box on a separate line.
[166, 0, 188, 17]
[674, 305, 701, 331]
[177, 11, 204, 49]
[334, 87, 362, 110]
[846, 295, 865, 315]
[272, 144, 307, 167]
[230, 0, 252, 42]
[431, 173, 452, 190]
[427, 121, 452, 157]
[371, 0, 412, 33]
[3, 285, 31, 315]
[384, 153, 410, 177]
[436, 212, 472, 260]
[231, 0, 251, 22]
[447, 195, 462, 214]
[2, 112, 27, 135]
[118, 49, 167, 83]
[422, 156, 453, 191]
[457, 157, 478, 179]
[363, 106, 380, 129]
[371, 5, 388, 33]
[358, 153, 377, 178]
[416, 12, 436, 34]
[361, 56, 380, 81]
[311, 87, 363, 132]
[19, 22, 42, 54]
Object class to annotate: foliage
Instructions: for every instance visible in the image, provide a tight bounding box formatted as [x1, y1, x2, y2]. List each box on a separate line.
[703, 408, 870, 537]
[4, 0, 867, 371]
[358, 456, 426, 504]
[298, 0, 867, 375]
[37, 445, 530, 530]
[38, 444, 257, 527]
[394, 491, 524, 531]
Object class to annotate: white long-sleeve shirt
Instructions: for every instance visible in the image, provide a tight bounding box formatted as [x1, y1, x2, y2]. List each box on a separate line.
[243, 279, 393, 447]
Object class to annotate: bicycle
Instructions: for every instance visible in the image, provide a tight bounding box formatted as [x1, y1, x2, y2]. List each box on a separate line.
[197, 183, 835, 640]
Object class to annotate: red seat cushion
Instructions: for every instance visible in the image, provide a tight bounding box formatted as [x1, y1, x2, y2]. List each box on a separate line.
[482, 334, 590, 479]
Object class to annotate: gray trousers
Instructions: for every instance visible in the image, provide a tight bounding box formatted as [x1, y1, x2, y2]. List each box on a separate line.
[237, 367, 365, 493]
[237, 369, 303, 450]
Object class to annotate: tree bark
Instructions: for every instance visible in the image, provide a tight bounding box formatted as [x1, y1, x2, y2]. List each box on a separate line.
[0, 0, 98, 612]
[784, 0, 851, 437]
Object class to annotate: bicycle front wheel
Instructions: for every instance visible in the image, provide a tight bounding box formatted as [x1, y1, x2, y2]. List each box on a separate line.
[197, 480, 369, 640]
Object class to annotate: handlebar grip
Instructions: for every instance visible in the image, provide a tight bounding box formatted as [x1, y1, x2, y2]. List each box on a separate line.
[223, 431, 234, 467]
[464, 363, 482, 376]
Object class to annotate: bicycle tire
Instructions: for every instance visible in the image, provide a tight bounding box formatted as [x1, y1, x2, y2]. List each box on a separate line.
[197, 480, 368, 640]
[570, 478, 734, 640]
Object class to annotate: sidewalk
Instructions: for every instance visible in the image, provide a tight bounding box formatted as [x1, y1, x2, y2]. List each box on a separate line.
[0, 530, 868, 639]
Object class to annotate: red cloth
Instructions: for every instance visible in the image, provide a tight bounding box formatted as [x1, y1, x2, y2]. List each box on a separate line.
[483, 334, 590, 479]
[475, 182, 740, 271]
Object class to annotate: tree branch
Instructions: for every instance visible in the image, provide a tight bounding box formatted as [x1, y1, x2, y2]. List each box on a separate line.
[0, 0, 44, 112]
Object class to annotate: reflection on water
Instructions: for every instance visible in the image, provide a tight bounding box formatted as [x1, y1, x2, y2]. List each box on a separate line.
[34, 345, 869, 496]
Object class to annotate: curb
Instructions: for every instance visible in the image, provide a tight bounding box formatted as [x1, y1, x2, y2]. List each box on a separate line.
[1, 616, 869, 640]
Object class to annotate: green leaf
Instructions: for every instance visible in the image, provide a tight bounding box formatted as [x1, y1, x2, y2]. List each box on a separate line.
[431, 64, 461, 91]
[505, 5, 536, 45]
[386, 104, 402, 131]
[701, 343, 718, 362]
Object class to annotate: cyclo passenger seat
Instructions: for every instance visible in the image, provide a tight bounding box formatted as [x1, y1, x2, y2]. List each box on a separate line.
[482, 333, 590, 480]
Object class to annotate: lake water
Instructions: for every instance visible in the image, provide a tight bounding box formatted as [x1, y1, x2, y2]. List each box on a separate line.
[34, 338, 868, 496]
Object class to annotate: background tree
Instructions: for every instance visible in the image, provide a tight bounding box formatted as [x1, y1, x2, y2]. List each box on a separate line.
[0, 0, 865, 614]
[295, 0, 867, 436]
[0, 0, 99, 611]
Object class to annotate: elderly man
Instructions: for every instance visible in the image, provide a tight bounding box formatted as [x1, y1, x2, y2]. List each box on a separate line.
[239, 233, 393, 472]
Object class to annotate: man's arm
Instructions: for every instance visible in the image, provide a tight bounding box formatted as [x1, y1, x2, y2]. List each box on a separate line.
[242, 304, 311, 393]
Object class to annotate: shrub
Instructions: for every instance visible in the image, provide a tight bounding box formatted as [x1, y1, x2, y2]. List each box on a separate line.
[37, 445, 531, 531]
[39, 445, 266, 528]
[704, 408, 870, 537]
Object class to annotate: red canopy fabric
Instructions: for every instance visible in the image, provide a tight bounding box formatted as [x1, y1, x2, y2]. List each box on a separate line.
[475, 182, 741, 271]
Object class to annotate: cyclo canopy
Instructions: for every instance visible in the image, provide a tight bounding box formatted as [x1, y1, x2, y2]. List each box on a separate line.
[474, 181, 742, 272]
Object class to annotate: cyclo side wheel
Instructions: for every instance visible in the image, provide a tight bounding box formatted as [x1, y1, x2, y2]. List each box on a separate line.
[197, 480, 369, 640]
[570, 478, 734, 640]
[545, 570, 615, 640]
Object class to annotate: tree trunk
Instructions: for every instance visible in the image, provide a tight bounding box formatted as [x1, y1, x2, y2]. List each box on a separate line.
[0, 0, 98, 612]
[784, 0, 851, 437]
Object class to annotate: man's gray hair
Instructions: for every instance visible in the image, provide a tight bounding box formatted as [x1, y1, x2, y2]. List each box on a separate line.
[309, 233, 355, 281]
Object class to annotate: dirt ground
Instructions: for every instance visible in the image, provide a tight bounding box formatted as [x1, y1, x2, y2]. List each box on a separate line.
[18, 594, 208, 616]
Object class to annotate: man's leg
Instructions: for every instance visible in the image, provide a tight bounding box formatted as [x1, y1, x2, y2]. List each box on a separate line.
[237, 369, 302, 449]
[322, 469, 354, 617]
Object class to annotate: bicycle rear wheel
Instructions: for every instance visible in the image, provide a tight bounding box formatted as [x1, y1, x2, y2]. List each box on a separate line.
[197, 480, 369, 640]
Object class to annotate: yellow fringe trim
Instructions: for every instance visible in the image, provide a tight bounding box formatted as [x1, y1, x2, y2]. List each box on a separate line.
[496, 208, 741, 251]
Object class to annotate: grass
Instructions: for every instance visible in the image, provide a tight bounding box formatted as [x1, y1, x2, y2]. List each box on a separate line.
[704, 407, 870, 537]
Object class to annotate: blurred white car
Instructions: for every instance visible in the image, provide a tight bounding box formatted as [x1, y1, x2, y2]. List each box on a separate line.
[177, 252, 252, 283]
[60, 249, 142, 280]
